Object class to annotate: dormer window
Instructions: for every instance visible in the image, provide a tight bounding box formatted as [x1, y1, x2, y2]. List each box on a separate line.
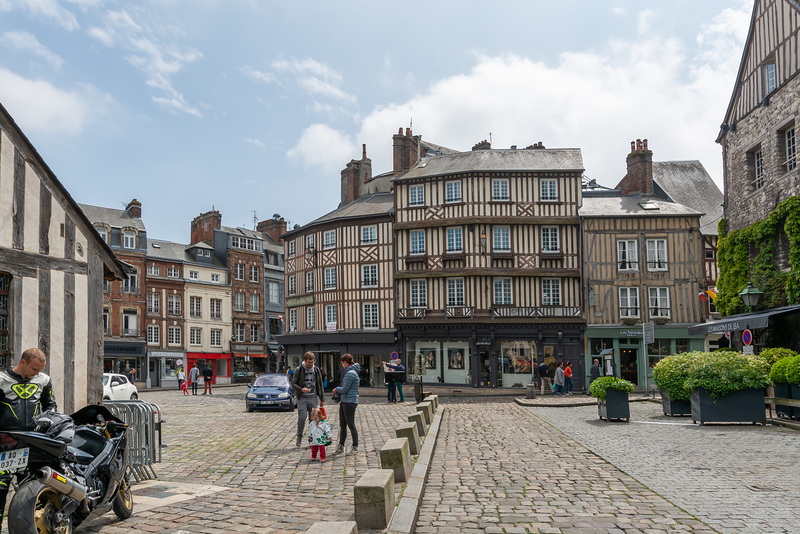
[123, 231, 135, 249]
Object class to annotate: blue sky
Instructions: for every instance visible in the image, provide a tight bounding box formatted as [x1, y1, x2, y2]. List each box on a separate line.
[0, 1, 751, 243]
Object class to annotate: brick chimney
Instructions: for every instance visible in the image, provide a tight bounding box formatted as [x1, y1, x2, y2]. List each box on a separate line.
[191, 209, 221, 246]
[257, 215, 288, 245]
[472, 140, 491, 151]
[126, 199, 142, 219]
[340, 144, 372, 205]
[616, 139, 653, 195]
[393, 127, 422, 175]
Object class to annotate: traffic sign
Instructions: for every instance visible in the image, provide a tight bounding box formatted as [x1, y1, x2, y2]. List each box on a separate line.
[390, 351, 399, 360]
[742, 329, 752, 346]
[643, 322, 655, 344]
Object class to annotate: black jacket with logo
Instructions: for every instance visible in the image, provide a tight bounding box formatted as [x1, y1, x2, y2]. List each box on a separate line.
[0, 369, 57, 431]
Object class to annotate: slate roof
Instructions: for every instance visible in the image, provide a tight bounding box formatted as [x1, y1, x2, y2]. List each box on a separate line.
[652, 161, 723, 236]
[147, 239, 227, 269]
[579, 193, 703, 218]
[220, 225, 265, 240]
[309, 192, 393, 225]
[79, 203, 146, 231]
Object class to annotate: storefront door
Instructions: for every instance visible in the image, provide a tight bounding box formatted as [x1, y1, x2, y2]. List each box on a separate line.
[479, 349, 491, 386]
[620, 348, 638, 385]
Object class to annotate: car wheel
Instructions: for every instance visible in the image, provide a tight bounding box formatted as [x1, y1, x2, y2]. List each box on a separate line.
[130, 393, 138, 400]
[246, 405, 254, 413]
[289, 399, 296, 412]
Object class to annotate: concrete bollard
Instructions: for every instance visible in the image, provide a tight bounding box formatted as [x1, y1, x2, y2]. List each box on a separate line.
[416, 401, 432, 424]
[408, 412, 426, 436]
[395, 422, 421, 455]
[306, 521, 358, 534]
[354, 469, 395, 529]
[526, 383, 537, 399]
[379, 437, 412, 483]
[426, 394, 439, 412]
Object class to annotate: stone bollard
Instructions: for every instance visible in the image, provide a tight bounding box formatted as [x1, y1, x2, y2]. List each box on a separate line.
[306, 521, 358, 534]
[426, 394, 439, 412]
[416, 401, 433, 425]
[526, 383, 537, 399]
[408, 412, 426, 437]
[354, 469, 395, 529]
[379, 437, 412, 483]
[395, 422, 421, 455]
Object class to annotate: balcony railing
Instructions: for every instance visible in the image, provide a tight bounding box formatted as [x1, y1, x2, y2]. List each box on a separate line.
[123, 328, 138, 336]
[446, 306, 475, 318]
[492, 306, 581, 319]
[397, 308, 427, 319]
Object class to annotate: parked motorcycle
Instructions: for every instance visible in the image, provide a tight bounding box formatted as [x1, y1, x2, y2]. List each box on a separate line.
[0, 405, 133, 534]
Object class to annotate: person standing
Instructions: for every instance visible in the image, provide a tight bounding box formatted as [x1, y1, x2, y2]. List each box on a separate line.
[291, 352, 325, 447]
[128, 366, 136, 384]
[588, 358, 601, 395]
[564, 361, 573, 395]
[177, 366, 186, 391]
[0, 348, 57, 525]
[332, 354, 360, 455]
[189, 363, 200, 395]
[202, 363, 213, 395]
[554, 362, 565, 396]
[538, 360, 552, 395]
[305, 407, 332, 462]
[382, 357, 406, 403]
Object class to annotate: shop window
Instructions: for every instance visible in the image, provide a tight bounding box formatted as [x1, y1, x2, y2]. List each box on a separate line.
[591, 338, 614, 355]
[499, 341, 536, 387]
[647, 339, 671, 368]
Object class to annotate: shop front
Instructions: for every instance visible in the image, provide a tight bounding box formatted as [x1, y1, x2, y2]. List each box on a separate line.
[104, 341, 146, 384]
[148, 350, 186, 389]
[187, 352, 231, 384]
[231, 343, 272, 383]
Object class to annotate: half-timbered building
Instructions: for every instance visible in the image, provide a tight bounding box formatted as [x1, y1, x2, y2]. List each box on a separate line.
[0, 102, 127, 409]
[393, 132, 585, 389]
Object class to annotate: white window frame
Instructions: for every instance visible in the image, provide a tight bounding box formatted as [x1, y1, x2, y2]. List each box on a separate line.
[147, 292, 159, 314]
[323, 230, 336, 249]
[410, 279, 427, 308]
[362, 264, 378, 287]
[306, 271, 313, 292]
[306, 307, 315, 331]
[210, 298, 222, 319]
[326, 305, 337, 328]
[249, 323, 259, 342]
[190, 327, 202, 346]
[306, 235, 314, 250]
[361, 225, 377, 245]
[409, 184, 424, 206]
[288, 275, 296, 295]
[96, 227, 108, 243]
[210, 329, 221, 347]
[617, 240, 639, 271]
[235, 263, 245, 281]
[445, 180, 462, 203]
[542, 278, 561, 306]
[168, 326, 181, 346]
[167, 267, 180, 278]
[250, 293, 259, 313]
[540, 179, 558, 201]
[765, 60, 776, 94]
[190, 296, 202, 318]
[619, 287, 640, 318]
[235, 292, 245, 312]
[646, 239, 668, 271]
[268, 282, 280, 302]
[363, 303, 379, 329]
[123, 231, 135, 249]
[250, 265, 259, 283]
[146, 324, 159, 344]
[122, 274, 138, 294]
[754, 149, 764, 190]
[542, 226, 560, 253]
[492, 227, 510, 252]
[446, 227, 463, 253]
[147, 265, 159, 276]
[446, 278, 465, 307]
[785, 126, 797, 172]
[410, 230, 426, 255]
[288, 241, 296, 257]
[189, 271, 199, 280]
[324, 267, 336, 289]
[491, 179, 509, 201]
[289, 309, 297, 333]
[211, 273, 220, 283]
[123, 311, 137, 336]
[493, 278, 512, 305]
[167, 294, 181, 316]
[648, 287, 670, 318]
[235, 323, 245, 342]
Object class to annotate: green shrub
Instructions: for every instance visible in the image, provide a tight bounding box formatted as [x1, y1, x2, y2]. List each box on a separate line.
[769, 356, 794, 383]
[785, 355, 800, 386]
[652, 352, 699, 402]
[759, 347, 799, 368]
[684, 351, 771, 399]
[589, 376, 634, 401]
[712, 347, 736, 352]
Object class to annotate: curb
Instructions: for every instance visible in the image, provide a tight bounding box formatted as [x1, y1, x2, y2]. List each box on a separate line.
[515, 395, 658, 408]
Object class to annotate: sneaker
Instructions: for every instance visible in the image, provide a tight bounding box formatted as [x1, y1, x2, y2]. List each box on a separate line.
[332, 445, 344, 455]
[348, 446, 359, 454]
[295, 437, 302, 447]
[320, 458, 325, 463]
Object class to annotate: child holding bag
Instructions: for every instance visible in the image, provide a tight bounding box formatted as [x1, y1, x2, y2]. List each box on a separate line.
[306, 407, 332, 462]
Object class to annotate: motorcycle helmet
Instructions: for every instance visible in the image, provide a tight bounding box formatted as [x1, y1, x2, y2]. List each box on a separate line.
[34, 412, 75, 442]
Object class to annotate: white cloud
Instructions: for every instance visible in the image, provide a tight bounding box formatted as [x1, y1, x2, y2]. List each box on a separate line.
[287, 124, 357, 175]
[0, 0, 79, 31]
[0, 30, 63, 69]
[244, 137, 267, 149]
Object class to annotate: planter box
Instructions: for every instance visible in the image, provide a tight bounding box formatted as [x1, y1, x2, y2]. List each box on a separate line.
[597, 388, 630, 422]
[792, 384, 800, 420]
[773, 383, 793, 419]
[690, 388, 766, 425]
[659, 389, 691, 417]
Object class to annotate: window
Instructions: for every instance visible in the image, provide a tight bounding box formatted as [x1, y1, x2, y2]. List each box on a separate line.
[230, 236, 263, 252]
[235, 323, 245, 342]
[204, 250, 211, 257]
[189, 271, 199, 280]
[363, 303, 379, 328]
[410, 230, 426, 255]
[542, 279, 561, 306]
[235, 292, 245, 312]
[409, 184, 424, 206]
[102, 308, 109, 335]
[493, 227, 510, 252]
[123, 311, 137, 336]
[649, 287, 670, 318]
[147, 324, 159, 344]
[250, 265, 259, 283]
[493, 278, 512, 305]
[103, 279, 110, 292]
[96, 227, 108, 243]
[210, 329, 222, 347]
[147, 265, 160, 276]
[305, 235, 314, 251]
[306, 307, 315, 331]
[147, 292, 160, 314]
[250, 324, 259, 342]
[541, 227, 560, 253]
[446, 227, 463, 253]
[122, 273, 138, 294]
[211, 273, 220, 283]
[491, 179, 509, 201]
[619, 287, 640, 318]
[289, 309, 297, 333]
[765, 60, 776, 94]
[646, 239, 668, 270]
[167, 294, 181, 315]
[167, 267, 180, 278]
[362, 264, 378, 287]
[361, 226, 377, 245]
[445, 181, 462, 203]
[326, 305, 337, 327]
[210, 298, 222, 319]
[617, 240, 639, 271]
[784, 126, 797, 172]
[540, 179, 558, 201]
[410, 279, 427, 308]
[288, 275, 296, 295]
[705, 249, 716, 260]
[268, 282, 280, 303]
[123, 231, 135, 249]
[324, 267, 336, 289]
[447, 278, 465, 306]
[190, 296, 202, 318]
[288, 241, 296, 257]
[753, 149, 764, 190]
[324, 230, 336, 249]
[235, 263, 245, 281]
[250, 293, 259, 313]
[306, 271, 313, 292]
[190, 327, 202, 346]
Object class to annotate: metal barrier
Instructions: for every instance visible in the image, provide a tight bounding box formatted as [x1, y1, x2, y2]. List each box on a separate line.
[104, 400, 163, 482]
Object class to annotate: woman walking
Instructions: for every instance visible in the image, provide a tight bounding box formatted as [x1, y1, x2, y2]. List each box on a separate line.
[333, 354, 360, 454]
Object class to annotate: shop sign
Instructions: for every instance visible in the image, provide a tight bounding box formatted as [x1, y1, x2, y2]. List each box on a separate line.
[149, 351, 185, 358]
[286, 295, 314, 308]
[104, 342, 144, 356]
[618, 330, 644, 337]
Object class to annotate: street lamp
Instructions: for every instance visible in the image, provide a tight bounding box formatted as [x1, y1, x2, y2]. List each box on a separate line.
[738, 282, 763, 312]
[305, 246, 316, 267]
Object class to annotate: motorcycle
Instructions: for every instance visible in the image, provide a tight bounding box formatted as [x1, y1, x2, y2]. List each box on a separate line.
[0, 405, 133, 534]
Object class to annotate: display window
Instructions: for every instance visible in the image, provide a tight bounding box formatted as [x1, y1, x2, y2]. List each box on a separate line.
[499, 341, 536, 387]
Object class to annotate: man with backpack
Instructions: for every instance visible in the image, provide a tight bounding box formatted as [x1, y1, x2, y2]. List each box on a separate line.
[202, 363, 214, 395]
[538, 360, 553, 395]
[291, 352, 325, 447]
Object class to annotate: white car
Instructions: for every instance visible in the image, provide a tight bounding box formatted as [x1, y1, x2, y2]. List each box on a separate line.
[103, 373, 139, 400]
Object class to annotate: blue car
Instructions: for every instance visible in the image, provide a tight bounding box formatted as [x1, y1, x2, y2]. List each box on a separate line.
[246, 373, 296, 412]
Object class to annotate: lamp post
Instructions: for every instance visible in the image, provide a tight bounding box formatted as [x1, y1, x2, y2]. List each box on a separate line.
[738, 282, 763, 312]
[305, 246, 316, 267]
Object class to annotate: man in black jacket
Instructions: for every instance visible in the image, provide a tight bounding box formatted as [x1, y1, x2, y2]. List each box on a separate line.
[0, 348, 57, 524]
[202, 364, 214, 395]
[291, 352, 324, 447]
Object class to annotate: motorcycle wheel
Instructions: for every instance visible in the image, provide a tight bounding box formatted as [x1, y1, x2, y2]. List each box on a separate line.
[111, 476, 134, 519]
[8, 480, 73, 534]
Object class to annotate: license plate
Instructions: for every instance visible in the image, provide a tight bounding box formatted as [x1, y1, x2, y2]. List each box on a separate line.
[0, 448, 29, 470]
[260, 400, 274, 405]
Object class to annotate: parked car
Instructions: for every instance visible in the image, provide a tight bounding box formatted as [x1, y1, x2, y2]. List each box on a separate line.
[103, 372, 139, 400]
[246, 373, 295, 412]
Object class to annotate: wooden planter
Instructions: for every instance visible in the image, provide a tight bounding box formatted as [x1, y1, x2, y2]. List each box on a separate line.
[773, 383, 793, 419]
[598, 388, 630, 422]
[690, 388, 766, 425]
[659, 389, 691, 416]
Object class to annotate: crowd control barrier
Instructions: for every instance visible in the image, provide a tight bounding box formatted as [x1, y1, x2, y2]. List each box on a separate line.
[104, 400, 163, 482]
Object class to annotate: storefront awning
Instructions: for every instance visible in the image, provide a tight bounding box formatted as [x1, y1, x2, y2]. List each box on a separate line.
[688, 305, 800, 335]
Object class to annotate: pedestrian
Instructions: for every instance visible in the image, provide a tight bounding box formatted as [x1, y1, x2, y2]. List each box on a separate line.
[382, 357, 406, 402]
[564, 361, 573, 395]
[180, 376, 189, 395]
[189, 363, 200, 395]
[306, 407, 332, 462]
[202, 363, 213, 395]
[332, 353, 360, 455]
[0, 348, 58, 525]
[177, 366, 186, 391]
[291, 351, 325, 447]
[128, 366, 136, 384]
[588, 358, 600, 395]
[554, 361, 565, 396]
[538, 360, 552, 395]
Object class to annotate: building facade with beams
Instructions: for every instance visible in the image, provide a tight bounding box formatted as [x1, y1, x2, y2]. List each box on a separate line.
[392, 132, 585, 389]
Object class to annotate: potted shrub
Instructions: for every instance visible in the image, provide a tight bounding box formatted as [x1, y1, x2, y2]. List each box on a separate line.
[652, 352, 696, 416]
[768, 355, 795, 419]
[785, 354, 800, 419]
[684, 351, 771, 425]
[590, 376, 634, 422]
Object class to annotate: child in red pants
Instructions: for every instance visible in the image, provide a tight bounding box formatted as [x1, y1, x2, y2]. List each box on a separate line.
[180, 377, 189, 395]
[306, 407, 332, 462]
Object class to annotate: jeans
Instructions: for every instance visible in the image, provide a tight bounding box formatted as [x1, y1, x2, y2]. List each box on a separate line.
[565, 377, 573, 394]
[387, 382, 396, 403]
[296, 395, 319, 440]
[338, 402, 358, 447]
[192, 381, 198, 394]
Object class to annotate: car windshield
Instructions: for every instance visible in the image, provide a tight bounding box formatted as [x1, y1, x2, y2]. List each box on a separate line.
[254, 376, 287, 387]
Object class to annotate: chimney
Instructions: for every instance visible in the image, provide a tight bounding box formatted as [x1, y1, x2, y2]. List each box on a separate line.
[190, 209, 221, 246]
[472, 140, 491, 151]
[616, 138, 653, 195]
[257, 215, 288, 245]
[126, 199, 142, 219]
[393, 127, 422, 175]
[340, 145, 372, 205]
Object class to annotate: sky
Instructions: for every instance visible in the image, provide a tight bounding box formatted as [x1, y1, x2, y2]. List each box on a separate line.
[0, 0, 753, 244]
